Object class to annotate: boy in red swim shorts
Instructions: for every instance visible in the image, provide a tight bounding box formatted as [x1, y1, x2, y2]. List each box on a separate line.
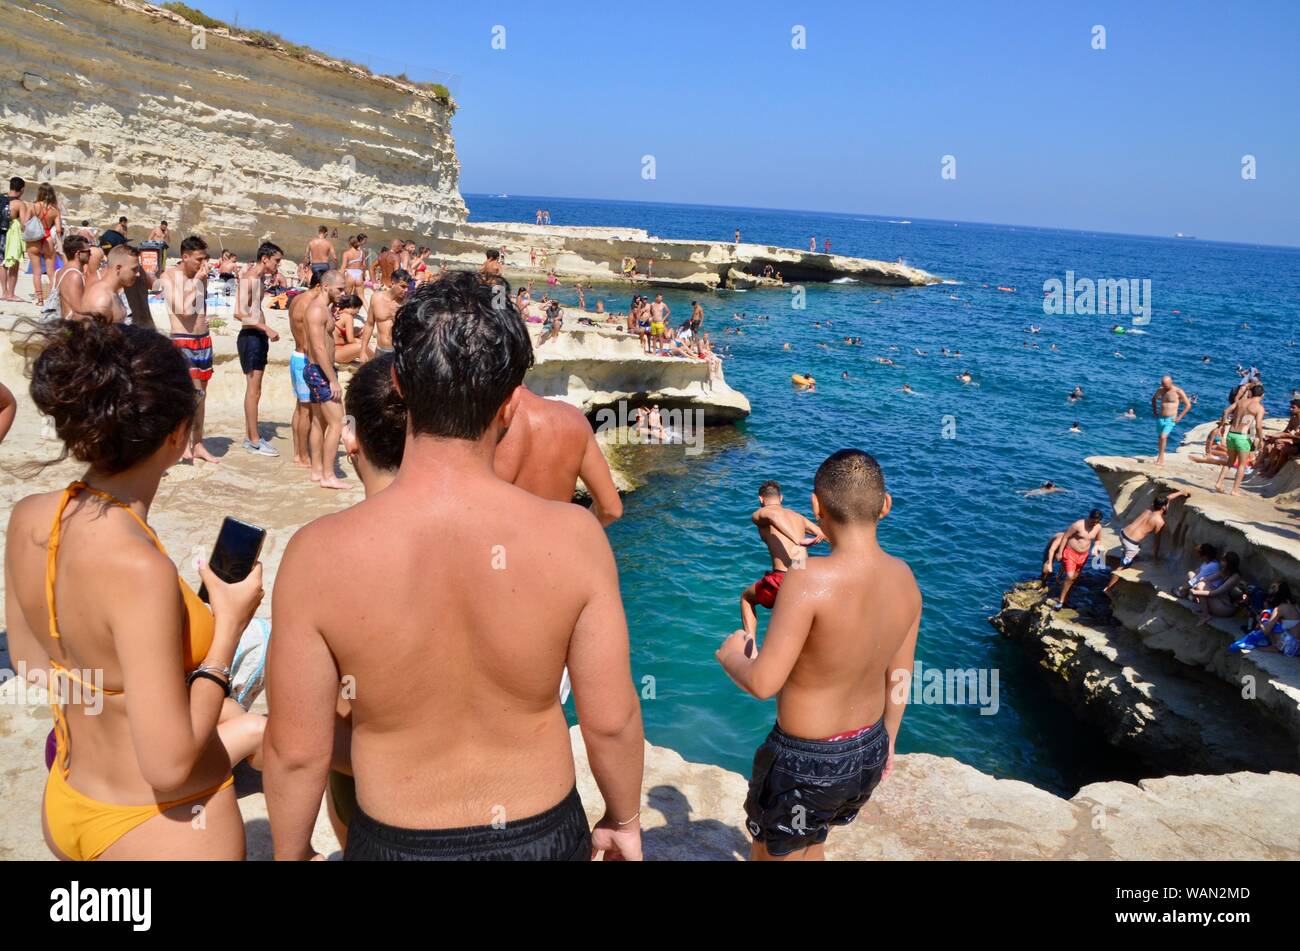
[739, 480, 825, 637]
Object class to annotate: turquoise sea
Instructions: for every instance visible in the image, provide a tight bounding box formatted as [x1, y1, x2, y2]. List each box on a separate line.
[469, 194, 1300, 795]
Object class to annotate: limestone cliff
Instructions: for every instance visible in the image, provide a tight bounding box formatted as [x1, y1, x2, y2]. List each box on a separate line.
[0, 0, 466, 256]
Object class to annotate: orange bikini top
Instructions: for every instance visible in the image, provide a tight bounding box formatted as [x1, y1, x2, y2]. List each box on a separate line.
[45, 481, 215, 679]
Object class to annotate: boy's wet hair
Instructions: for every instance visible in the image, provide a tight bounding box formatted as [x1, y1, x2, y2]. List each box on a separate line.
[758, 480, 781, 499]
[392, 271, 532, 441]
[345, 353, 407, 473]
[814, 449, 886, 523]
[1088, 508, 1104, 521]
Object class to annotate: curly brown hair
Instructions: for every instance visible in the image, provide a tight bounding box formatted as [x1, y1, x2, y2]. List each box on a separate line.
[27, 320, 196, 473]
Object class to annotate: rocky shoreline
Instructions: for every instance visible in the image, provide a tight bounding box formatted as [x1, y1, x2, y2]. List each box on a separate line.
[991, 421, 1300, 782]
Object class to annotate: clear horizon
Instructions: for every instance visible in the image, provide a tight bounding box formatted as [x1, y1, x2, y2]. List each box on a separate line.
[461, 190, 1300, 253]
[187, 0, 1299, 247]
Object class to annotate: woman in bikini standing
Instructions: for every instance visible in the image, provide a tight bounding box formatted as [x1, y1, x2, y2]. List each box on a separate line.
[22, 183, 62, 306]
[5, 320, 267, 860]
[340, 235, 368, 296]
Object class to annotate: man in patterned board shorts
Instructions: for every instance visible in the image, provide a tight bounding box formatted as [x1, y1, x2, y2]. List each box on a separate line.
[162, 235, 219, 463]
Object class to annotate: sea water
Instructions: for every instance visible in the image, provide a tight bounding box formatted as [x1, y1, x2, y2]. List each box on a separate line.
[469, 194, 1300, 793]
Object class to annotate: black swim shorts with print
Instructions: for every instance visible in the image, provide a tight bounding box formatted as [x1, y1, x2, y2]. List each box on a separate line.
[744, 719, 889, 857]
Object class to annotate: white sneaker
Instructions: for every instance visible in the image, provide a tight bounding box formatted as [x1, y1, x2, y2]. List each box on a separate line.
[244, 438, 280, 457]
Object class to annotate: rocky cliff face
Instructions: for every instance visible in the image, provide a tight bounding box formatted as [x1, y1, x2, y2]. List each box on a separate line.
[991, 423, 1300, 776]
[0, 0, 466, 255]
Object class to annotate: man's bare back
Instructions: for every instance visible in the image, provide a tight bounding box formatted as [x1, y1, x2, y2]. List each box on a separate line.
[775, 547, 920, 739]
[364, 289, 400, 352]
[279, 475, 613, 826]
[308, 235, 335, 266]
[754, 504, 821, 571]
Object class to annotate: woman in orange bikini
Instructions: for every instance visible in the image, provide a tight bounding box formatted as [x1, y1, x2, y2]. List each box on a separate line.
[4, 319, 267, 860]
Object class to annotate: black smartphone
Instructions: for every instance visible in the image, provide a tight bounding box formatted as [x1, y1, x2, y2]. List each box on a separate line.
[197, 517, 266, 603]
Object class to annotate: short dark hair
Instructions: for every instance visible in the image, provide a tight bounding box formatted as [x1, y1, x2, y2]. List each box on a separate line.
[9, 177, 24, 192]
[160, 219, 167, 226]
[118, 216, 128, 224]
[392, 271, 533, 440]
[391, 269, 411, 285]
[758, 480, 781, 499]
[1197, 542, 1219, 560]
[1152, 496, 1170, 510]
[336, 293, 363, 311]
[318, 225, 328, 234]
[256, 241, 283, 262]
[1251, 383, 1265, 397]
[485, 248, 500, 260]
[62, 234, 89, 258]
[814, 449, 886, 524]
[1088, 508, 1104, 521]
[345, 353, 407, 472]
[180, 235, 207, 255]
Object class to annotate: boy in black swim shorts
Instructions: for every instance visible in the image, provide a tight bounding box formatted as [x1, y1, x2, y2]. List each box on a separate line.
[716, 449, 922, 860]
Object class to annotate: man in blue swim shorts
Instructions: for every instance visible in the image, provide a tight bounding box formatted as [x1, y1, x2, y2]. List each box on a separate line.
[1151, 375, 1192, 464]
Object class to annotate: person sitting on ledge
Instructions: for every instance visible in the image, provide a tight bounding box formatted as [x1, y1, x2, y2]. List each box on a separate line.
[1175, 543, 1221, 599]
[264, 272, 644, 861]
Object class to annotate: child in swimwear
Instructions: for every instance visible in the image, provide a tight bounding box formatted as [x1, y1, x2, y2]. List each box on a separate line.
[717, 450, 921, 861]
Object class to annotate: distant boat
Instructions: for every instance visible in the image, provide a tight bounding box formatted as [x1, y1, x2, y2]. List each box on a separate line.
[1174, 232, 1197, 239]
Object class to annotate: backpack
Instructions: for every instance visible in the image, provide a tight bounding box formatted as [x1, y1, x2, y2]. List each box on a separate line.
[0, 194, 9, 236]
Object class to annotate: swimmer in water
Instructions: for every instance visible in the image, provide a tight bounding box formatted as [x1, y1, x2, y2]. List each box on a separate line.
[957, 371, 974, 385]
[841, 371, 849, 380]
[1068, 421, 1082, 434]
[876, 357, 895, 366]
[913, 348, 927, 356]
[901, 383, 914, 395]
[1023, 481, 1067, 497]
[1068, 385, 1084, 402]
[1122, 407, 1137, 419]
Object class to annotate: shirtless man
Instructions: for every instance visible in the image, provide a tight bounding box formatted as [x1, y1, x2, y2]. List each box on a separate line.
[1045, 509, 1104, 609]
[301, 270, 348, 488]
[376, 240, 401, 287]
[649, 294, 671, 350]
[494, 388, 623, 526]
[739, 481, 827, 638]
[265, 270, 644, 861]
[1215, 383, 1266, 495]
[307, 226, 335, 286]
[360, 269, 409, 360]
[717, 450, 921, 861]
[161, 236, 217, 463]
[480, 248, 502, 280]
[1102, 491, 1190, 593]
[80, 244, 140, 324]
[236, 241, 284, 457]
[1151, 375, 1192, 464]
[147, 219, 170, 243]
[1, 177, 24, 301]
[287, 285, 320, 468]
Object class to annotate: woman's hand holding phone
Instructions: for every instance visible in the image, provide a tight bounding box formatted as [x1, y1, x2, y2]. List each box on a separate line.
[198, 560, 265, 642]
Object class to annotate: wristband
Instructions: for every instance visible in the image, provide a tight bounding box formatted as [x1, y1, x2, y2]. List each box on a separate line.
[187, 667, 232, 697]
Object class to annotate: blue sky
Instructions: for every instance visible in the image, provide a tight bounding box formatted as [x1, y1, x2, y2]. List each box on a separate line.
[193, 0, 1299, 246]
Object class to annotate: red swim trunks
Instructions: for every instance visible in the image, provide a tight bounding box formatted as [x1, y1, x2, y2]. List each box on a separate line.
[753, 570, 787, 609]
[1061, 545, 1089, 576]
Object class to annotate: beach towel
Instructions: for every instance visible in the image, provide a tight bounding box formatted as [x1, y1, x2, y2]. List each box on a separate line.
[2, 219, 23, 268]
